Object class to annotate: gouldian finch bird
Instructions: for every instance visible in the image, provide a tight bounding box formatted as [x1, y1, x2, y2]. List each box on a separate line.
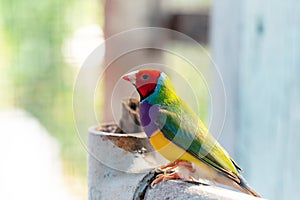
[122, 68, 260, 197]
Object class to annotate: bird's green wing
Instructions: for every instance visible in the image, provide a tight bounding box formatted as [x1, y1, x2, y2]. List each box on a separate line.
[156, 104, 241, 182]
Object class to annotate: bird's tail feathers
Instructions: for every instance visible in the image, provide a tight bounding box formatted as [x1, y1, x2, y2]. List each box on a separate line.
[236, 174, 261, 197]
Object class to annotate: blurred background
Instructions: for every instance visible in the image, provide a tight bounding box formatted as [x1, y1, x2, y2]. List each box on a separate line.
[1, 0, 299, 199]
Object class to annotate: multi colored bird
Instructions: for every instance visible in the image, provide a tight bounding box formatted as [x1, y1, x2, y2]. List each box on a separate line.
[122, 68, 261, 197]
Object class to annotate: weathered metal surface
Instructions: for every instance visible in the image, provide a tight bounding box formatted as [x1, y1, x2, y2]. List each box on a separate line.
[88, 126, 266, 200]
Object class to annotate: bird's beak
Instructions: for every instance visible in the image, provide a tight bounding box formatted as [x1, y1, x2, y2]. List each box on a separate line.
[122, 70, 138, 85]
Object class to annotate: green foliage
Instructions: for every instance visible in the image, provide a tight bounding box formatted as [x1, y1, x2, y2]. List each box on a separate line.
[0, 0, 102, 183]
[1, 0, 68, 116]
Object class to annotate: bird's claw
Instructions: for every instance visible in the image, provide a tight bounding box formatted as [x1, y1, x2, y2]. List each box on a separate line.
[151, 160, 195, 187]
[150, 171, 181, 188]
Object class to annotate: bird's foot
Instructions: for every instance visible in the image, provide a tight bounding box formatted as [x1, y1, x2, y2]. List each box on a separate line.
[150, 171, 181, 188]
[159, 160, 195, 173]
[151, 160, 196, 187]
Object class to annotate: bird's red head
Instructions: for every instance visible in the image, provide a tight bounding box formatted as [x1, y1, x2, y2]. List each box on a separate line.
[122, 69, 161, 99]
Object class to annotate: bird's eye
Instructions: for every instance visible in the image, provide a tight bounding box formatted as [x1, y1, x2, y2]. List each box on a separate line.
[141, 74, 149, 80]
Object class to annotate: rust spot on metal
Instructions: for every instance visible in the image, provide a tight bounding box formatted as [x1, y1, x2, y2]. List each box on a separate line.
[97, 124, 154, 153]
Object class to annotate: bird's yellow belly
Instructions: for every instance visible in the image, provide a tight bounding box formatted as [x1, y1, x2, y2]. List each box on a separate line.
[149, 129, 207, 168]
[148, 130, 233, 182]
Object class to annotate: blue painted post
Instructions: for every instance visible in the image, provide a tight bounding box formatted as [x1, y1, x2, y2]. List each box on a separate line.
[211, 1, 300, 199]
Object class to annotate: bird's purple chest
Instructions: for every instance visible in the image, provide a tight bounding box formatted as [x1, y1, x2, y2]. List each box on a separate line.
[139, 101, 159, 137]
